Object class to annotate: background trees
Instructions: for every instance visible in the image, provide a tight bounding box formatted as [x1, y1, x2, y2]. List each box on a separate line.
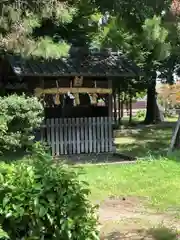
[1, 0, 180, 123]
[92, 1, 173, 124]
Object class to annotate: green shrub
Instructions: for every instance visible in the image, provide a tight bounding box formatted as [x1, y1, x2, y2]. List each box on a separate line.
[0, 94, 44, 152]
[0, 154, 99, 239]
[0, 225, 9, 239]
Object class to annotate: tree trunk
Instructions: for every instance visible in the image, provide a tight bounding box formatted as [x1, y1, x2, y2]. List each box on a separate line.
[118, 87, 121, 125]
[113, 89, 117, 125]
[129, 90, 132, 124]
[144, 78, 163, 124]
[121, 95, 124, 118]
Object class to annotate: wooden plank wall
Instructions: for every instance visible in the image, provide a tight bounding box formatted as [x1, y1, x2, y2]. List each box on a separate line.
[40, 117, 113, 155]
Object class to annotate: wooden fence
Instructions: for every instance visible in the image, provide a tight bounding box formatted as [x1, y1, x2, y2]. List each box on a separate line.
[39, 117, 113, 155]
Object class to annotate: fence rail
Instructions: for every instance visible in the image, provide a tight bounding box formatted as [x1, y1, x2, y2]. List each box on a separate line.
[40, 117, 113, 155]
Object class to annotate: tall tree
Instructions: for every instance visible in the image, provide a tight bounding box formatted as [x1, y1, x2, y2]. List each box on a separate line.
[92, 0, 173, 124]
[142, 16, 171, 123]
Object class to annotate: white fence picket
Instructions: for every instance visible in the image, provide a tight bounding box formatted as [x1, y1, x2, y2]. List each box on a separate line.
[76, 118, 81, 154]
[104, 117, 109, 152]
[100, 117, 105, 152]
[88, 118, 93, 153]
[108, 117, 113, 152]
[63, 118, 68, 155]
[92, 117, 97, 153]
[40, 120, 45, 141]
[41, 117, 113, 155]
[84, 118, 89, 153]
[59, 118, 64, 154]
[50, 119, 55, 156]
[80, 118, 84, 153]
[97, 117, 101, 153]
[46, 119, 51, 154]
[46, 119, 51, 145]
[72, 118, 76, 154]
[55, 118, 59, 156]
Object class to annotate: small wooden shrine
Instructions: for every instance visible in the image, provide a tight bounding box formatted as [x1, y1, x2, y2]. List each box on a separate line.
[0, 48, 141, 155]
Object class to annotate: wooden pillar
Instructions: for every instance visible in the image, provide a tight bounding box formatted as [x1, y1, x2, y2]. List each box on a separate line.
[121, 92, 124, 119]
[118, 87, 121, 125]
[108, 79, 113, 119]
[39, 77, 45, 106]
[108, 78, 113, 152]
[129, 88, 132, 124]
[113, 88, 117, 125]
[125, 95, 129, 116]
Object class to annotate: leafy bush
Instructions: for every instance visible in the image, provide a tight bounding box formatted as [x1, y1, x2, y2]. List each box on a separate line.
[0, 225, 9, 239]
[0, 153, 99, 239]
[135, 110, 146, 119]
[0, 94, 44, 152]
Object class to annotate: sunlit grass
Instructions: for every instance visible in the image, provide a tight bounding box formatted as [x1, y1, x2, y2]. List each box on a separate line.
[78, 158, 180, 213]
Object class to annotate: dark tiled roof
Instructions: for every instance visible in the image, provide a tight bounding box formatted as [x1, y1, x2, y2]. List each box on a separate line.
[7, 51, 142, 77]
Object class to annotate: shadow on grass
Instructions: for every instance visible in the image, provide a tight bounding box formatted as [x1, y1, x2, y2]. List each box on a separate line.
[56, 153, 136, 165]
[0, 150, 29, 163]
[115, 124, 174, 158]
[148, 227, 178, 240]
[103, 227, 178, 240]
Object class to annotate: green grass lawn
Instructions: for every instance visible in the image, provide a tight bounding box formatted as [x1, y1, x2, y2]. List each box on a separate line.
[166, 116, 179, 122]
[115, 124, 174, 158]
[78, 158, 180, 213]
[77, 154, 180, 238]
[121, 115, 178, 125]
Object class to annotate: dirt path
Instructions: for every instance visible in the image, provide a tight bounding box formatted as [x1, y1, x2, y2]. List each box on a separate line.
[98, 197, 180, 240]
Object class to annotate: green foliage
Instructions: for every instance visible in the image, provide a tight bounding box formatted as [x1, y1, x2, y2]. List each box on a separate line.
[91, 16, 134, 52]
[30, 37, 70, 59]
[0, 1, 77, 57]
[0, 226, 9, 239]
[0, 0, 176, 80]
[0, 94, 44, 152]
[0, 0, 173, 64]
[143, 17, 167, 46]
[92, 13, 171, 91]
[0, 153, 99, 239]
[142, 16, 171, 62]
[135, 110, 146, 119]
[134, 91, 147, 100]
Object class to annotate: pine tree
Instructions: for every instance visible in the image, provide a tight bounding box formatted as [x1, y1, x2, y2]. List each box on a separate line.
[91, 1, 173, 124]
[0, 0, 77, 58]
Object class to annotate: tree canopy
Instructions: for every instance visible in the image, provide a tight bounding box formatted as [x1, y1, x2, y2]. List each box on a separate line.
[0, 0, 173, 60]
[1, 0, 180, 123]
[0, 0, 77, 58]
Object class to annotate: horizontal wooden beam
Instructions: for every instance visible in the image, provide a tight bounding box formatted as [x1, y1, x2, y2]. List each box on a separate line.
[34, 87, 112, 97]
